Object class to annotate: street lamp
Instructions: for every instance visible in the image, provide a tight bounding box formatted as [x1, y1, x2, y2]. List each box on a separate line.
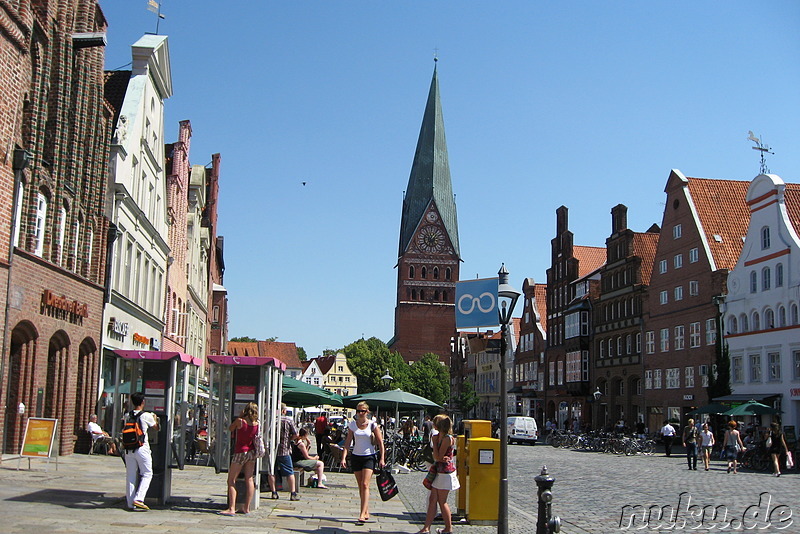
[381, 369, 393, 391]
[593, 387, 602, 431]
[497, 264, 521, 534]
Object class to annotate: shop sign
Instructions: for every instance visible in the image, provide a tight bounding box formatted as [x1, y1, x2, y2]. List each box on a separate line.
[150, 337, 161, 350]
[41, 289, 89, 323]
[683, 394, 694, 400]
[108, 317, 129, 337]
[790, 388, 800, 400]
[132, 332, 149, 346]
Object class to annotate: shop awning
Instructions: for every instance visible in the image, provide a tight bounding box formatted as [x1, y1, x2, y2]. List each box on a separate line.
[114, 350, 202, 367]
[712, 393, 781, 403]
[206, 354, 287, 370]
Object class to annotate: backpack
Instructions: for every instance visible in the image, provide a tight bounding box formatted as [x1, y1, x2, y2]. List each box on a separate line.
[121, 410, 146, 450]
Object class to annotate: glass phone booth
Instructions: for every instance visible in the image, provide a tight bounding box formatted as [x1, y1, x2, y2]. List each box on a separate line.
[110, 350, 202, 504]
[208, 355, 284, 511]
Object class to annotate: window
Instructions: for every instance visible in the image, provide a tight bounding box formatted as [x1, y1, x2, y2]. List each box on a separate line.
[34, 192, 47, 256]
[706, 318, 717, 345]
[58, 206, 67, 265]
[599, 339, 605, 358]
[689, 280, 699, 296]
[13, 182, 24, 247]
[660, 291, 668, 305]
[645, 370, 652, 389]
[690, 322, 701, 348]
[673, 224, 682, 239]
[793, 304, 799, 326]
[699, 365, 709, 387]
[752, 312, 760, 331]
[749, 354, 762, 382]
[409, 265, 415, 278]
[732, 356, 743, 383]
[768, 352, 780, 381]
[776, 263, 783, 287]
[446, 268, 451, 280]
[794, 351, 800, 380]
[761, 226, 770, 249]
[660, 328, 669, 352]
[617, 336, 623, 356]
[549, 361, 555, 386]
[659, 259, 667, 274]
[674, 286, 683, 301]
[778, 306, 786, 328]
[618, 380, 625, 396]
[728, 316, 738, 334]
[626, 334, 632, 354]
[433, 267, 439, 279]
[689, 247, 699, 263]
[73, 219, 81, 270]
[762, 267, 771, 291]
[740, 313, 749, 332]
[666, 368, 680, 389]
[608, 338, 614, 357]
[636, 333, 641, 353]
[212, 305, 220, 323]
[674, 254, 683, 269]
[765, 308, 774, 329]
[685, 366, 695, 388]
[674, 325, 684, 350]
[421, 266, 427, 278]
[645, 331, 654, 354]
[653, 369, 662, 389]
[86, 228, 93, 272]
[557, 360, 564, 385]
[750, 271, 757, 293]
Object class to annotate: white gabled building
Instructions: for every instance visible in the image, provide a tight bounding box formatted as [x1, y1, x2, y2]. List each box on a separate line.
[102, 35, 172, 423]
[301, 359, 325, 388]
[723, 173, 800, 431]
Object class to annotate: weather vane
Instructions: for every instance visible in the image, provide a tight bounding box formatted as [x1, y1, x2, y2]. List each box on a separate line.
[747, 130, 774, 175]
[147, 0, 166, 34]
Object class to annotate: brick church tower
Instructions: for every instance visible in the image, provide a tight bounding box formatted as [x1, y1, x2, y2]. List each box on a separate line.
[389, 62, 460, 364]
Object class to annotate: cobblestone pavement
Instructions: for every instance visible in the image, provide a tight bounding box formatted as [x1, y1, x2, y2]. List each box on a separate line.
[1, 443, 796, 533]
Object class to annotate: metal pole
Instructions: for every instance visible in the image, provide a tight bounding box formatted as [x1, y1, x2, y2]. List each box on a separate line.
[498, 322, 508, 534]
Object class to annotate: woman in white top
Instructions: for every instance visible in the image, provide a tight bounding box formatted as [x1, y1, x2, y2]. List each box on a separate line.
[699, 423, 715, 471]
[341, 402, 385, 523]
[418, 414, 460, 534]
[722, 420, 744, 474]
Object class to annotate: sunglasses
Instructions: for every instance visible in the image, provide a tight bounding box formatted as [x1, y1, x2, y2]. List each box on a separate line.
[356, 409, 368, 414]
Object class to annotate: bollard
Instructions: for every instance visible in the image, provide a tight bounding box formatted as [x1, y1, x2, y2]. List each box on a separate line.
[534, 465, 561, 534]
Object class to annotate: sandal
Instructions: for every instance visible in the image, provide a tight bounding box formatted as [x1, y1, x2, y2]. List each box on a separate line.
[290, 492, 300, 501]
[269, 492, 279, 500]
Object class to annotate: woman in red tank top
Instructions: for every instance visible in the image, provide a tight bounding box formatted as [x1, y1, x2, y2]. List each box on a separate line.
[220, 402, 260, 515]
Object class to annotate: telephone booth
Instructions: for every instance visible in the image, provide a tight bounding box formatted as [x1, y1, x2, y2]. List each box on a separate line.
[208, 355, 285, 511]
[108, 350, 202, 504]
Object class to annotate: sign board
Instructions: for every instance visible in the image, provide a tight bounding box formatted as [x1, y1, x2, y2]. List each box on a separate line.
[479, 449, 495, 464]
[455, 278, 498, 329]
[20, 417, 58, 457]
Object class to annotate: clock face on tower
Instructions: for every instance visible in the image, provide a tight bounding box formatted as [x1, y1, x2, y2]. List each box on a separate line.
[417, 225, 446, 253]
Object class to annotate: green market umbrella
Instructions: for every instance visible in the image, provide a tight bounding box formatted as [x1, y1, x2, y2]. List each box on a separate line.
[343, 389, 441, 411]
[282, 377, 343, 407]
[722, 400, 780, 417]
[688, 403, 729, 416]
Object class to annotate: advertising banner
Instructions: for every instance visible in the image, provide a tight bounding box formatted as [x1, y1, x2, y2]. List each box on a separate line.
[20, 418, 58, 457]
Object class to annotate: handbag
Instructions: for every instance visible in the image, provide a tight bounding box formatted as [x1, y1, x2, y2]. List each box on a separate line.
[375, 468, 399, 501]
[252, 431, 266, 458]
[423, 465, 437, 489]
[765, 436, 773, 449]
[787, 451, 794, 469]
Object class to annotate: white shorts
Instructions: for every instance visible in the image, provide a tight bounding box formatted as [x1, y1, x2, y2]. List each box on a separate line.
[432, 470, 460, 491]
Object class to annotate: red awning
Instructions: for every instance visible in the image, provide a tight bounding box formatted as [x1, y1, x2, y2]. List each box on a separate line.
[206, 354, 287, 371]
[113, 350, 203, 367]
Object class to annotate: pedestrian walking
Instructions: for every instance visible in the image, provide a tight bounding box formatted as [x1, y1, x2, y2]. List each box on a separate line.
[699, 423, 714, 471]
[341, 401, 385, 523]
[417, 414, 459, 534]
[268, 403, 300, 500]
[682, 418, 699, 470]
[660, 420, 676, 457]
[219, 402, 260, 515]
[123, 391, 160, 511]
[314, 412, 328, 457]
[722, 420, 744, 474]
[765, 422, 788, 477]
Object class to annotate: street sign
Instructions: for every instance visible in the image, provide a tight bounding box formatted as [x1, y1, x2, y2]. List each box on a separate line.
[455, 277, 498, 329]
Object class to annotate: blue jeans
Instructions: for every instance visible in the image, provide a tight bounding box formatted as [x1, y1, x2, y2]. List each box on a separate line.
[686, 442, 697, 469]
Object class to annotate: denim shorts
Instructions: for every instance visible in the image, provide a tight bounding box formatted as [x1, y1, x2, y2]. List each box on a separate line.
[350, 454, 377, 472]
[275, 455, 294, 476]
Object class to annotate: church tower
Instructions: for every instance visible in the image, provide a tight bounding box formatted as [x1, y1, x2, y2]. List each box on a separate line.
[389, 62, 460, 364]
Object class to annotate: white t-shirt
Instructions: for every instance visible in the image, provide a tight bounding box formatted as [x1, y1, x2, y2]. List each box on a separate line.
[127, 410, 158, 453]
[661, 424, 675, 437]
[87, 421, 104, 437]
[349, 420, 377, 456]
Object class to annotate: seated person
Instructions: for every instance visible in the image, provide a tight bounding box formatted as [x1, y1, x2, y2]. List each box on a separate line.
[291, 429, 328, 488]
[87, 414, 117, 455]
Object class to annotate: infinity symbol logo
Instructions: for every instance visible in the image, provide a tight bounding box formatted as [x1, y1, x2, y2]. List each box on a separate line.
[457, 292, 496, 314]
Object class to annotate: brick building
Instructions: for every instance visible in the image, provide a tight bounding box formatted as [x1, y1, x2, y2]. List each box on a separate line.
[390, 64, 460, 364]
[544, 206, 605, 429]
[643, 170, 749, 431]
[204, 155, 227, 358]
[593, 204, 659, 430]
[0, 0, 112, 455]
[512, 278, 547, 421]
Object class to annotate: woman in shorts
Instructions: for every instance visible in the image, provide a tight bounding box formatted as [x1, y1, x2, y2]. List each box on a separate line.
[341, 402, 384, 523]
[722, 420, 744, 474]
[220, 402, 259, 515]
[699, 423, 714, 471]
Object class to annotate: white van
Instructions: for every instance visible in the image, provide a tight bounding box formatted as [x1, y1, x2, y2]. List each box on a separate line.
[507, 416, 538, 445]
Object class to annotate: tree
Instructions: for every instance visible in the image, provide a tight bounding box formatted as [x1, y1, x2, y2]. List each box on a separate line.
[455, 379, 479, 417]
[342, 337, 409, 393]
[407, 353, 450, 406]
[229, 336, 258, 343]
[296, 346, 308, 362]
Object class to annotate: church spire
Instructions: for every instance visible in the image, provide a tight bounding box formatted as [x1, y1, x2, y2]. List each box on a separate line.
[398, 64, 460, 259]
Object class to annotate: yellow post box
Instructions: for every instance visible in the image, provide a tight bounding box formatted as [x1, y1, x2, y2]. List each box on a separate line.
[465, 436, 499, 524]
[457, 420, 493, 514]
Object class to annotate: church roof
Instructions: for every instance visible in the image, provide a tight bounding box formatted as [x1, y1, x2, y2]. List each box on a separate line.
[398, 64, 460, 258]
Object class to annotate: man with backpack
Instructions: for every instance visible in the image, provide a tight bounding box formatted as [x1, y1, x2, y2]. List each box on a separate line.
[122, 392, 160, 510]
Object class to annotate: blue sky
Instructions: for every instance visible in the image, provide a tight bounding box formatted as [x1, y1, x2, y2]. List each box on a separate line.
[99, 1, 800, 359]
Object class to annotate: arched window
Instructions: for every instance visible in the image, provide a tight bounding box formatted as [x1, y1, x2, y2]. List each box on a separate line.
[608, 339, 614, 357]
[443, 290, 448, 302]
[445, 268, 451, 280]
[762, 267, 771, 291]
[57, 204, 67, 266]
[761, 226, 770, 249]
[752, 311, 760, 331]
[411, 289, 417, 300]
[34, 192, 48, 257]
[617, 336, 623, 356]
[740, 313, 749, 332]
[792, 304, 799, 325]
[433, 267, 439, 279]
[421, 266, 427, 279]
[764, 308, 774, 329]
[420, 289, 426, 300]
[626, 334, 632, 354]
[776, 263, 784, 287]
[750, 271, 757, 293]
[434, 290, 440, 301]
[409, 265, 415, 278]
[778, 306, 786, 327]
[599, 339, 605, 358]
[728, 316, 738, 334]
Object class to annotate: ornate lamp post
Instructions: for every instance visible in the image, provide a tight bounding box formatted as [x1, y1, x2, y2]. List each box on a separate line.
[497, 264, 521, 534]
[593, 387, 602, 431]
[381, 369, 393, 391]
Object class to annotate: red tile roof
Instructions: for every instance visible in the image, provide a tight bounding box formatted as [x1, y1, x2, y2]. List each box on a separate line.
[574, 245, 606, 277]
[534, 283, 547, 331]
[632, 231, 660, 285]
[686, 177, 750, 270]
[783, 183, 800, 235]
[227, 342, 259, 357]
[258, 341, 302, 370]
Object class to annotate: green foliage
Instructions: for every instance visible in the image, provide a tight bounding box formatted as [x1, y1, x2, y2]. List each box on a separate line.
[455, 379, 479, 415]
[296, 346, 308, 362]
[407, 353, 450, 407]
[707, 339, 732, 399]
[322, 349, 337, 357]
[342, 337, 409, 393]
[229, 336, 258, 343]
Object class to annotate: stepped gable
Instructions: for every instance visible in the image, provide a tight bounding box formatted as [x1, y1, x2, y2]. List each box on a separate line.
[573, 245, 606, 277]
[632, 231, 660, 285]
[686, 177, 750, 270]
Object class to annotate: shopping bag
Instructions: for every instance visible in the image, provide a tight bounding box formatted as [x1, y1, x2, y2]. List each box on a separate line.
[252, 432, 266, 458]
[375, 468, 399, 501]
[787, 451, 794, 469]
